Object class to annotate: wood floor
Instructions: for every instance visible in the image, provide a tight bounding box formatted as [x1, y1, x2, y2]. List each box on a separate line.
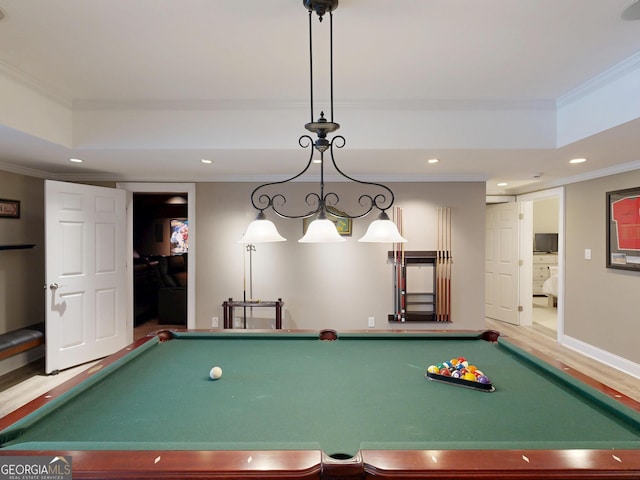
[486, 318, 640, 403]
[1, 318, 639, 421]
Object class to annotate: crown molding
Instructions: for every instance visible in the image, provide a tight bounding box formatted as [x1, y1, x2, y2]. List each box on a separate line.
[3, 161, 638, 192]
[0, 161, 51, 179]
[0, 60, 71, 108]
[43, 172, 489, 184]
[511, 160, 640, 195]
[557, 51, 640, 108]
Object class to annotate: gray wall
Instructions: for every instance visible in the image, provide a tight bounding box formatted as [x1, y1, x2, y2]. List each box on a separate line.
[0, 170, 45, 333]
[5, 168, 639, 369]
[196, 181, 486, 330]
[565, 169, 640, 363]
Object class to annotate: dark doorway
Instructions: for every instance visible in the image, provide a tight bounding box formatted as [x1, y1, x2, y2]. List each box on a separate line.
[133, 193, 188, 328]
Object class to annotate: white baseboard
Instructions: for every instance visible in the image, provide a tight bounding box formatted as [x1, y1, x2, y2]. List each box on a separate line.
[561, 334, 640, 380]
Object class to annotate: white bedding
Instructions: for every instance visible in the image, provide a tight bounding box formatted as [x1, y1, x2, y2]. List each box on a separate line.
[542, 266, 559, 297]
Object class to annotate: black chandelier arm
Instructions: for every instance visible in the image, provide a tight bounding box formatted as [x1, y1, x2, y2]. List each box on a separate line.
[250, 135, 339, 220]
[271, 192, 322, 220]
[249, 129, 397, 221]
[322, 192, 339, 208]
[249, 135, 318, 214]
[325, 135, 396, 218]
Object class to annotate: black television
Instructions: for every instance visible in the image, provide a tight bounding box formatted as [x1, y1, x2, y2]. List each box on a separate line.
[534, 233, 558, 253]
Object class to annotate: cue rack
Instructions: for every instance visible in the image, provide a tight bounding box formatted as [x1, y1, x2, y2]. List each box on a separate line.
[388, 206, 452, 323]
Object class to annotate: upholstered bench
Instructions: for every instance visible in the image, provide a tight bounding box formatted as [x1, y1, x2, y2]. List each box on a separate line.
[0, 325, 45, 362]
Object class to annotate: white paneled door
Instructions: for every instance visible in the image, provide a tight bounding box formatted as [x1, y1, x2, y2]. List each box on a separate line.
[45, 181, 127, 373]
[485, 202, 520, 325]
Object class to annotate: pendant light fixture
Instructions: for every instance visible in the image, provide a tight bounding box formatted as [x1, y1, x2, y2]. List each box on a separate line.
[240, 0, 407, 244]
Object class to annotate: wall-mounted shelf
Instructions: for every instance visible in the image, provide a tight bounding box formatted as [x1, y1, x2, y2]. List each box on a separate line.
[0, 244, 36, 251]
[388, 251, 439, 323]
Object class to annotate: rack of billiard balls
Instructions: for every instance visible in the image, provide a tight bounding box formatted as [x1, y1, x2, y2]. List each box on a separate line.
[425, 357, 494, 392]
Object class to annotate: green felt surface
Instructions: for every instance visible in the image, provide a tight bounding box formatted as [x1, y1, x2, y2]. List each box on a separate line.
[2, 332, 640, 457]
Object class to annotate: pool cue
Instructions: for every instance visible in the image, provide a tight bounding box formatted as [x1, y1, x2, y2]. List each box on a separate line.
[446, 207, 452, 321]
[396, 207, 399, 321]
[394, 207, 404, 321]
[444, 207, 451, 322]
[437, 207, 451, 321]
[437, 207, 443, 321]
[400, 207, 405, 321]
[392, 232, 399, 321]
[440, 206, 445, 322]
[393, 207, 400, 321]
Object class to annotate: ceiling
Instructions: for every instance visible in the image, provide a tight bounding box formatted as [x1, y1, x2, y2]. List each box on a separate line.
[0, 0, 639, 195]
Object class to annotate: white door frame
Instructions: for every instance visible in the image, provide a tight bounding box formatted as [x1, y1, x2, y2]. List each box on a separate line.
[117, 182, 196, 329]
[517, 187, 565, 342]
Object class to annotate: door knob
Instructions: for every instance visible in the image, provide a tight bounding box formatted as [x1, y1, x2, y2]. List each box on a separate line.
[49, 283, 60, 290]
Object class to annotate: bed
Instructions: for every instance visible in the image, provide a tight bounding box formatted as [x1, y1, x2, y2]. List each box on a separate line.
[542, 265, 559, 306]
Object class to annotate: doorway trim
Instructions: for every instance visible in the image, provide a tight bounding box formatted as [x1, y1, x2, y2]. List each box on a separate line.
[517, 187, 565, 342]
[117, 182, 196, 329]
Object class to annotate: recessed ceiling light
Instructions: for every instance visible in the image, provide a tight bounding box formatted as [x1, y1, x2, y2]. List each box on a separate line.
[497, 182, 508, 187]
[200, 159, 213, 164]
[69, 158, 83, 163]
[427, 158, 439, 164]
[570, 158, 587, 164]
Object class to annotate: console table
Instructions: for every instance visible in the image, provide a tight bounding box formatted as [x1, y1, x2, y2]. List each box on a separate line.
[222, 298, 284, 329]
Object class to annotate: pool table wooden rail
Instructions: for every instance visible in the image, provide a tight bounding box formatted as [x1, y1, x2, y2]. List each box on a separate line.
[1, 447, 640, 479]
[1, 329, 640, 480]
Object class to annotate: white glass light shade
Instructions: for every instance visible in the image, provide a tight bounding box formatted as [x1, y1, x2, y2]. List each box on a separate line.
[358, 212, 407, 243]
[239, 215, 286, 243]
[299, 218, 346, 243]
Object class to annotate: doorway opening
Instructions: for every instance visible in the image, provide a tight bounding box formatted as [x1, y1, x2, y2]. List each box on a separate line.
[133, 193, 188, 333]
[531, 198, 559, 336]
[519, 187, 564, 342]
[117, 182, 196, 333]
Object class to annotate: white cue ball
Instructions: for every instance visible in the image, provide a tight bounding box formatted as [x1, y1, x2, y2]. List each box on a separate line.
[209, 366, 223, 380]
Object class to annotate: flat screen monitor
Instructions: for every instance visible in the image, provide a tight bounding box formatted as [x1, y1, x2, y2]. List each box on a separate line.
[534, 233, 558, 253]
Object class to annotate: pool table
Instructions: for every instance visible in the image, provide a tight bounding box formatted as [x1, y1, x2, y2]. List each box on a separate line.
[1, 329, 640, 479]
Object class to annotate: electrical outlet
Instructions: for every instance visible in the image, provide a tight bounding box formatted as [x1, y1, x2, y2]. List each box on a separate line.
[211, 316, 219, 328]
[368, 316, 375, 328]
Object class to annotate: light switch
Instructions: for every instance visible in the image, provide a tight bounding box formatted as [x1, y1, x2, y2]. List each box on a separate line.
[585, 249, 591, 260]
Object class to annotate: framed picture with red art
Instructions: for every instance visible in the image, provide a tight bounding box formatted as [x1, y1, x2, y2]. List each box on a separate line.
[607, 187, 640, 271]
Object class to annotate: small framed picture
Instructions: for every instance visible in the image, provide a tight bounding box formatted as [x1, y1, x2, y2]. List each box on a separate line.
[606, 187, 640, 271]
[0, 199, 20, 218]
[302, 206, 352, 236]
[170, 218, 188, 255]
